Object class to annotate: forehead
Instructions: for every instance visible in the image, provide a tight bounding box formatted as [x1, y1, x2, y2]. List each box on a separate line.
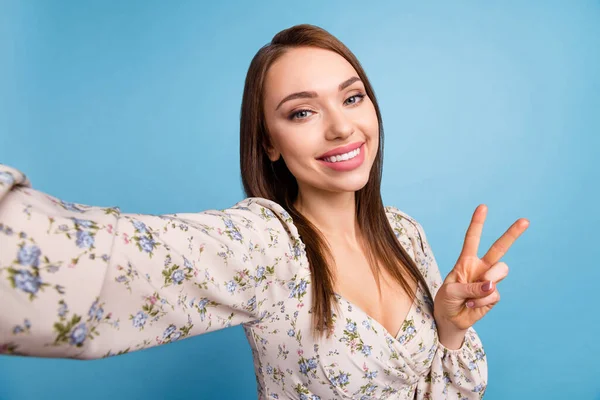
[264, 47, 358, 100]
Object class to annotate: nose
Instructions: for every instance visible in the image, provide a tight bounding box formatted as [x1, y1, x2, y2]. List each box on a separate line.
[324, 107, 354, 141]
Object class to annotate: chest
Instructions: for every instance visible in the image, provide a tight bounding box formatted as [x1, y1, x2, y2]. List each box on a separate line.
[330, 246, 417, 338]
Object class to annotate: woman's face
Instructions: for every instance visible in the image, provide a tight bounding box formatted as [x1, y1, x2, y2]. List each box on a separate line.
[262, 46, 379, 197]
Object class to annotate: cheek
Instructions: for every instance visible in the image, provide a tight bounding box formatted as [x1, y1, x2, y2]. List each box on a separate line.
[357, 104, 379, 146]
[364, 103, 379, 135]
[271, 125, 319, 160]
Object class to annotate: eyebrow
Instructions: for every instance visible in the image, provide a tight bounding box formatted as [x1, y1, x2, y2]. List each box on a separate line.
[275, 76, 362, 111]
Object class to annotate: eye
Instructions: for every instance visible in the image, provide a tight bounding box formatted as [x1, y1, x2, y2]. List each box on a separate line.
[288, 109, 314, 121]
[344, 93, 366, 106]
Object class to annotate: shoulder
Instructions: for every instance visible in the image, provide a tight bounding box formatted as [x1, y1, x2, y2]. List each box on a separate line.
[384, 205, 429, 258]
[228, 197, 307, 267]
[0, 164, 30, 198]
[384, 205, 424, 239]
[230, 197, 294, 225]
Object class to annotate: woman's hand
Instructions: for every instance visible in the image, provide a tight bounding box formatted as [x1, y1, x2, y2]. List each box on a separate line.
[434, 205, 530, 335]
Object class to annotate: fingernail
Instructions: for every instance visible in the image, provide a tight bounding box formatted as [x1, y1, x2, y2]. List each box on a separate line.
[466, 300, 475, 308]
[482, 281, 493, 292]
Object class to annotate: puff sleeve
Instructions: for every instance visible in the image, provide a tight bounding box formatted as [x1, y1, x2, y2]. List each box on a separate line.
[0, 164, 301, 360]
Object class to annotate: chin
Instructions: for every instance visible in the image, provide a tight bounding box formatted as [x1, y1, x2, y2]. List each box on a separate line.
[331, 174, 370, 193]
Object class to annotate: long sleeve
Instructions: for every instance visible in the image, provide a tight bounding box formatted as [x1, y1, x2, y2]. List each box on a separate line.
[0, 164, 301, 360]
[387, 206, 488, 399]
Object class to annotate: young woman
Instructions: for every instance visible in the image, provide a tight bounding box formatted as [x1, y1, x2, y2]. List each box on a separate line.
[0, 24, 528, 399]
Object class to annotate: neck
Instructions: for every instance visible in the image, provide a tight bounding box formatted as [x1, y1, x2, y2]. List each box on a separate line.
[293, 186, 360, 245]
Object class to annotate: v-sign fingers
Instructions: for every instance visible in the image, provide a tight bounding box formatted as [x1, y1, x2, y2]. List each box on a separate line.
[459, 204, 488, 259]
[482, 218, 530, 266]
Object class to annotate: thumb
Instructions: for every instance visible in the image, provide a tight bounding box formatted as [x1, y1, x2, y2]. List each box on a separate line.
[448, 280, 494, 300]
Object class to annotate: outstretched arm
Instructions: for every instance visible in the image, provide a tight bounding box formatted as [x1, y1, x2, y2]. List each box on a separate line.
[0, 164, 301, 359]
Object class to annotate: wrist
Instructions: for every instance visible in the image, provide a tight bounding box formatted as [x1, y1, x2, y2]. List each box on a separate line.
[436, 318, 468, 350]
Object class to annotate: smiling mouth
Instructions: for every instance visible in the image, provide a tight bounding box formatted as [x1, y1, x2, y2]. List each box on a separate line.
[319, 145, 362, 163]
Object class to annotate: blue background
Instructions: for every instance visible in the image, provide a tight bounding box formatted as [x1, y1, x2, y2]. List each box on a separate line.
[1, 1, 599, 399]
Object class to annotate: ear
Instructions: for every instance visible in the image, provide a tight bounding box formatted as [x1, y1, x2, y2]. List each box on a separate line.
[264, 140, 281, 162]
[266, 147, 281, 162]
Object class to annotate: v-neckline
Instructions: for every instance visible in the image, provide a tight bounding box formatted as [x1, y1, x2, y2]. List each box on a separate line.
[333, 283, 421, 342]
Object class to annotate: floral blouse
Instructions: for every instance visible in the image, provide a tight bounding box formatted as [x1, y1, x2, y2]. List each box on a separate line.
[0, 164, 487, 399]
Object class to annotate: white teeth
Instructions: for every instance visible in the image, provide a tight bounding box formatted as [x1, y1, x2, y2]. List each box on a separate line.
[323, 147, 361, 163]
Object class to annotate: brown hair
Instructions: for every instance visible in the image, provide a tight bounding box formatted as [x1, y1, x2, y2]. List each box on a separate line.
[240, 24, 434, 338]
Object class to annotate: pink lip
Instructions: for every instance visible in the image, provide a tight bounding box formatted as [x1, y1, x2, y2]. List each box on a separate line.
[317, 141, 364, 159]
[317, 143, 366, 172]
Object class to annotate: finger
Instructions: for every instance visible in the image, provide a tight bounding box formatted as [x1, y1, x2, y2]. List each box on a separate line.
[459, 204, 487, 259]
[482, 218, 530, 266]
[466, 289, 501, 309]
[447, 280, 495, 301]
[477, 262, 509, 284]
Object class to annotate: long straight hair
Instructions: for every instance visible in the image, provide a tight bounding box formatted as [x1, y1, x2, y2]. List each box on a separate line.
[240, 24, 434, 338]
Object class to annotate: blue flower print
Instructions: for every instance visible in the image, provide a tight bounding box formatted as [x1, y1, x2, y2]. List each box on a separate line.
[407, 326, 416, 335]
[132, 311, 148, 328]
[76, 230, 94, 249]
[72, 218, 93, 228]
[288, 329, 295, 337]
[256, 266, 265, 279]
[475, 349, 485, 360]
[338, 373, 349, 385]
[224, 219, 234, 229]
[299, 357, 317, 376]
[138, 236, 156, 253]
[0, 171, 14, 185]
[362, 345, 372, 356]
[14, 270, 42, 294]
[163, 324, 176, 339]
[289, 279, 308, 298]
[60, 201, 83, 213]
[198, 298, 209, 309]
[58, 302, 68, 317]
[473, 384, 485, 393]
[132, 220, 147, 233]
[345, 322, 357, 333]
[365, 371, 378, 379]
[362, 320, 371, 330]
[293, 244, 302, 257]
[231, 230, 242, 241]
[88, 300, 99, 319]
[69, 323, 88, 345]
[247, 296, 256, 311]
[171, 269, 185, 285]
[226, 280, 237, 293]
[17, 245, 41, 267]
[183, 257, 193, 270]
[264, 209, 275, 218]
[170, 332, 182, 341]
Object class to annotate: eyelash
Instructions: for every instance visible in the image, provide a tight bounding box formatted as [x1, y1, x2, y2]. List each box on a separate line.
[288, 93, 366, 121]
